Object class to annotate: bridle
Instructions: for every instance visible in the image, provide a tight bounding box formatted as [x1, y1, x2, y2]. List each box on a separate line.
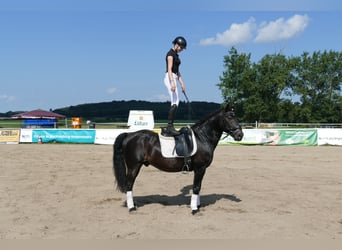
[222, 110, 242, 139]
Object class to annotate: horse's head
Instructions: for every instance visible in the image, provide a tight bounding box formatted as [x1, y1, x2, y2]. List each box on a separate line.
[222, 105, 244, 141]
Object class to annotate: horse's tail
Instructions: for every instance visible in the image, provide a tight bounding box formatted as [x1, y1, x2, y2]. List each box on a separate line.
[113, 132, 128, 193]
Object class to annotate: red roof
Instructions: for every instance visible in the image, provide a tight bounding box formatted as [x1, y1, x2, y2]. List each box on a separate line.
[11, 109, 66, 119]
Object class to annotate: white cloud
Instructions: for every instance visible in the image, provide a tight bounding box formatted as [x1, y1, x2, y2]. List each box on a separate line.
[255, 14, 309, 43]
[200, 17, 256, 46]
[0, 94, 15, 102]
[200, 14, 309, 46]
[106, 87, 117, 94]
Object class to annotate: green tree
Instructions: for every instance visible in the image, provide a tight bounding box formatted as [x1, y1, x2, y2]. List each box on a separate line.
[218, 47, 293, 123]
[218, 48, 342, 123]
[217, 47, 254, 120]
[292, 50, 342, 122]
[253, 54, 292, 122]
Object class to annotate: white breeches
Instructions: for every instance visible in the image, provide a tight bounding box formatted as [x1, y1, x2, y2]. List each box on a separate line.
[164, 73, 180, 106]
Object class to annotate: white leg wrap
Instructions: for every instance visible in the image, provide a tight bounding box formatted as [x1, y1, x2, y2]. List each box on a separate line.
[191, 194, 198, 210]
[126, 191, 134, 209]
[197, 194, 201, 207]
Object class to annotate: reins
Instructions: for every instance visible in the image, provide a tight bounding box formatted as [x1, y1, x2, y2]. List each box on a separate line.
[182, 91, 194, 123]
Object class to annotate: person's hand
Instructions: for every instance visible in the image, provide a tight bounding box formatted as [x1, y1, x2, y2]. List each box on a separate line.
[181, 84, 185, 93]
[171, 82, 176, 92]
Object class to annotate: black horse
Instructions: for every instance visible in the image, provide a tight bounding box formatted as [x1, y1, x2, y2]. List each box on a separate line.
[113, 105, 243, 214]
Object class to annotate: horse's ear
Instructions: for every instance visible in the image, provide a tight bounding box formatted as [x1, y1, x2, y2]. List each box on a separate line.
[223, 98, 236, 112]
[224, 104, 234, 112]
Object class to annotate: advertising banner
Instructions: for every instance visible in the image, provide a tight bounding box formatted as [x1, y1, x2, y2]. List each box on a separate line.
[32, 129, 96, 143]
[220, 129, 317, 146]
[0, 129, 20, 144]
[127, 110, 154, 130]
[94, 128, 165, 145]
[19, 129, 33, 143]
[219, 129, 273, 145]
[94, 129, 128, 145]
[267, 129, 317, 146]
[317, 129, 342, 146]
[8, 128, 341, 146]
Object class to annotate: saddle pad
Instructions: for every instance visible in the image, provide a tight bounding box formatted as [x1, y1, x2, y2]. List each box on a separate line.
[158, 131, 197, 158]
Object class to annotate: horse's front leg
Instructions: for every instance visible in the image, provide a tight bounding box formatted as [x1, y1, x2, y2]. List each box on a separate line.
[126, 191, 135, 211]
[191, 166, 206, 214]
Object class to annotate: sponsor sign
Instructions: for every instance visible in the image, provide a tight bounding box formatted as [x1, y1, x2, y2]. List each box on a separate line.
[20, 129, 33, 143]
[9, 128, 342, 146]
[268, 129, 317, 146]
[127, 110, 154, 130]
[317, 129, 342, 146]
[0, 129, 20, 144]
[220, 129, 317, 146]
[32, 129, 96, 143]
[94, 129, 128, 145]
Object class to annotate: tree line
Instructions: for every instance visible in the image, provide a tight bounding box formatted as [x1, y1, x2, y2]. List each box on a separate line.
[218, 47, 342, 123]
[0, 101, 221, 122]
[53, 100, 221, 122]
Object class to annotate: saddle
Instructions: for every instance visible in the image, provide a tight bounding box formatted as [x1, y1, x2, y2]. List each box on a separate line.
[159, 127, 197, 171]
[173, 127, 194, 156]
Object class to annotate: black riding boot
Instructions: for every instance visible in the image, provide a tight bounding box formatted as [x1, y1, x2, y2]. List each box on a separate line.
[162, 104, 180, 136]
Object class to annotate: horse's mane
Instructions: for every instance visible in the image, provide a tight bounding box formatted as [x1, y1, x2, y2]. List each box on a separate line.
[191, 107, 224, 129]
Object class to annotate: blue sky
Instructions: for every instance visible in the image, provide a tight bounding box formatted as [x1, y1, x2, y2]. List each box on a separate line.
[0, 0, 341, 112]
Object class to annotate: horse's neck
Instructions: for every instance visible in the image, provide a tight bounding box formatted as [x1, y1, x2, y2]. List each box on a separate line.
[193, 118, 223, 149]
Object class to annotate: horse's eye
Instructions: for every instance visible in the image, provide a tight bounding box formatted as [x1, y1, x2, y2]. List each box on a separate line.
[227, 112, 235, 118]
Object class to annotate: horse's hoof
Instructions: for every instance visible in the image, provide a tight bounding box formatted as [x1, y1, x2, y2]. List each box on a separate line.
[191, 209, 199, 215]
[128, 206, 137, 212]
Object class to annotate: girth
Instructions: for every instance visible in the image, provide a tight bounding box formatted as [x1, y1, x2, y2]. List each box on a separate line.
[173, 127, 194, 172]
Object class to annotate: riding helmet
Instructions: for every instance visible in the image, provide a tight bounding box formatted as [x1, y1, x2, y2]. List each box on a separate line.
[172, 36, 187, 49]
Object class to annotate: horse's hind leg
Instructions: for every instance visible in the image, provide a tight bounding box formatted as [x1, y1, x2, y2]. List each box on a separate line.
[125, 163, 143, 212]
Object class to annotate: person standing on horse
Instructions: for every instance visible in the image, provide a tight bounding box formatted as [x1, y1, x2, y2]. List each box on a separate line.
[163, 36, 187, 136]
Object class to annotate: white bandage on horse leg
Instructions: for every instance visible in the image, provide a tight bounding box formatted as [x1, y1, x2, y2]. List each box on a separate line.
[197, 194, 201, 207]
[126, 191, 134, 209]
[191, 194, 198, 210]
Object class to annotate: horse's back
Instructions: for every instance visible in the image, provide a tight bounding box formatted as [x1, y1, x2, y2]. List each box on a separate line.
[129, 129, 158, 139]
[123, 129, 159, 148]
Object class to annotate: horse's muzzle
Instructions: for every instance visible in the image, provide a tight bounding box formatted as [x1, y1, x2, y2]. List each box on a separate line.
[231, 127, 244, 141]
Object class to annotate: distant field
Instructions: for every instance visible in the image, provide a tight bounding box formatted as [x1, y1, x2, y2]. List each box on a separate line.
[0, 120, 22, 128]
[0, 118, 191, 129]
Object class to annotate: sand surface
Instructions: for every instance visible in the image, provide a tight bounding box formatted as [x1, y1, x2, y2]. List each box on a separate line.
[1, 143, 342, 239]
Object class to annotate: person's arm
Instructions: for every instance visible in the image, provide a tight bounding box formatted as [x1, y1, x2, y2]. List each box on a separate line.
[167, 56, 176, 92]
[177, 71, 185, 92]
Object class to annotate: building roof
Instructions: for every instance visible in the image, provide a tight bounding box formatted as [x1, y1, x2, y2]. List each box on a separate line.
[11, 109, 66, 119]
